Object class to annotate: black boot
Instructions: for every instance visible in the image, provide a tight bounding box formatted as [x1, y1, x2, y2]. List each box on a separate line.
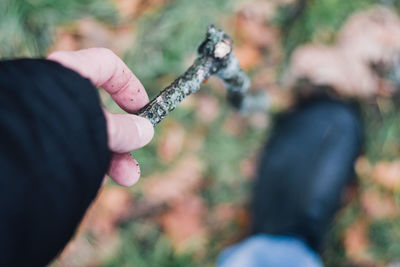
[251, 96, 363, 251]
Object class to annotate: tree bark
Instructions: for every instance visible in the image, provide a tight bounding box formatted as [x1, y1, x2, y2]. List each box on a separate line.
[136, 25, 259, 126]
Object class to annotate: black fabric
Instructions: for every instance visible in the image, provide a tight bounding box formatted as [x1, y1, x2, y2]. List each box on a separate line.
[0, 59, 111, 266]
[251, 97, 363, 251]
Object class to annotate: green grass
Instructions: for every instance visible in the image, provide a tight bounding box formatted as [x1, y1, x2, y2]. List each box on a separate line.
[0, 0, 117, 57]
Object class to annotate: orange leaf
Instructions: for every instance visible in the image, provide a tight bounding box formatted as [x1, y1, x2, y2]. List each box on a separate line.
[372, 161, 400, 191]
[80, 186, 132, 235]
[157, 122, 185, 163]
[234, 44, 262, 70]
[223, 113, 247, 136]
[142, 155, 204, 203]
[343, 218, 371, 263]
[195, 94, 220, 123]
[355, 156, 372, 177]
[159, 195, 206, 251]
[361, 189, 398, 219]
[234, 0, 279, 49]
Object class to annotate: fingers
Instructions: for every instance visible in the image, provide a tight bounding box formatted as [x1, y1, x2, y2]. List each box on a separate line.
[102, 109, 153, 186]
[103, 109, 154, 153]
[48, 47, 149, 113]
[108, 153, 141, 186]
[48, 48, 154, 187]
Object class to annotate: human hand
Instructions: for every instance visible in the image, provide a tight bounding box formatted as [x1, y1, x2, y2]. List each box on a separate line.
[48, 48, 154, 186]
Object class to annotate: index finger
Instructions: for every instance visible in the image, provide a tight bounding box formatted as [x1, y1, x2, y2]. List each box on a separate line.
[48, 47, 149, 113]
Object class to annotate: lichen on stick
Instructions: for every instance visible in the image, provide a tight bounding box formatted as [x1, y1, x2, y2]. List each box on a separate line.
[136, 25, 260, 126]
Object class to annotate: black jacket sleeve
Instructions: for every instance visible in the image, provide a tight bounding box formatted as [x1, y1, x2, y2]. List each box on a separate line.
[0, 59, 111, 266]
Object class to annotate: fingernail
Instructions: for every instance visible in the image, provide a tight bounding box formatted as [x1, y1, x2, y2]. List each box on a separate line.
[133, 116, 154, 147]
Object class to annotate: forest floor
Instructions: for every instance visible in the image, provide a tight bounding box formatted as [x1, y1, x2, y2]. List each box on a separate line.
[3, 0, 400, 266]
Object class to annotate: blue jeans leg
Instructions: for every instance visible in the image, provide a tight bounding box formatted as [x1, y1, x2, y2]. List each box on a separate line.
[217, 234, 323, 267]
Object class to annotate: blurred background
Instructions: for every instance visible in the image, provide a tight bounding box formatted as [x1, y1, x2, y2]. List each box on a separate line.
[2, 0, 400, 266]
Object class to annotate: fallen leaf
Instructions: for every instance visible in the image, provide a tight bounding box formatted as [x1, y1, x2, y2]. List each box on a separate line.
[355, 156, 372, 177]
[248, 112, 269, 130]
[135, 0, 168, 16]
[112, 25, 136, 55]
[252, 67, 277, 89]
[51, 29, 80, 51]
[81, 186, 132, 235]
[159, 195, 207, 251]
[158, 122, 185, 163]
[240, 157, 257, 179]
[195, 94, 220, 123]
[77, 18, 114, 49]
[223, 113, 247, 136]
[234, 44, 262, 70]
[285, 44, 378, 97]
[212, 204, 249, 231]
[234, 13, 278, 49]
[361, 189, 398, 219]
[51, 19, 135, 56]
[343, 218, 371, 263]
[284, 6, 400, 98]
[142, 155, 204, 203]
[338, 6, 400, 66]
[184, 133, 205, 153]
[56, 186, 131, 266]
[372, 161, 400, 191]
[113, 0, 141, 18]
[267, 85, 294, 111]
[235, 0, 279, 24]
[213, 203, 237, 225]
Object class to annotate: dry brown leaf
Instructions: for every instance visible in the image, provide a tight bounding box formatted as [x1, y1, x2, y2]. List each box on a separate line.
[142, 155, 204, 203]
[252, 67, 277, 89]
[236, 0, 279, 24]
[184, 133, 205, 153]
[113, 0, 141, 18]
[56, 186, 131, 266]
[80, 186, 133, 235]
[234, 14, 278, 49]
[135, 0, 168, 16]
[159, 195, 206, 251]
[50, 19, 135, 56]
[285, 6, 400, 98]
[113, 0, 167, 18]
[77, 18, 114, 49]
[338, 6, 400, 65]
[223, 113, 247, 136]
[361, 189, 398, 219]
[372, 161, 400, 191]
[234, 44, 262, 70]
[267, 86, 294, 111]
[212, 204, 250, 230]
[112, 25, 136, 55]
[285, 44, 378, 97]
[248, 112, 269, 130]
[343, 218, 371, 263]
[355, 156, 373, 177]
[195, 94, 220, 123]
[240, 157, 257, 179]
[157, 122, 185, 163]
[213, 203, 237, 225]
[51, 29, 80, 51]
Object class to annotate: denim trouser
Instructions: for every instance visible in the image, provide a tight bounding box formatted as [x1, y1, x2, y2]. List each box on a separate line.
[217, 234, 323, 267]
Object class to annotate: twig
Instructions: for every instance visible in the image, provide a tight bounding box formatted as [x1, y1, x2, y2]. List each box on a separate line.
[136, 25, 264, 126]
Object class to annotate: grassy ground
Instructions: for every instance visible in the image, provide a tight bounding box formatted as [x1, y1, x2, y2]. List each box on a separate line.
[3, 0, 400, 266]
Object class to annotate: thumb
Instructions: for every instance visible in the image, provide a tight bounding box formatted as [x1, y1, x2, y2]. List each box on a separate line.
[103, 110, 154, 153]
